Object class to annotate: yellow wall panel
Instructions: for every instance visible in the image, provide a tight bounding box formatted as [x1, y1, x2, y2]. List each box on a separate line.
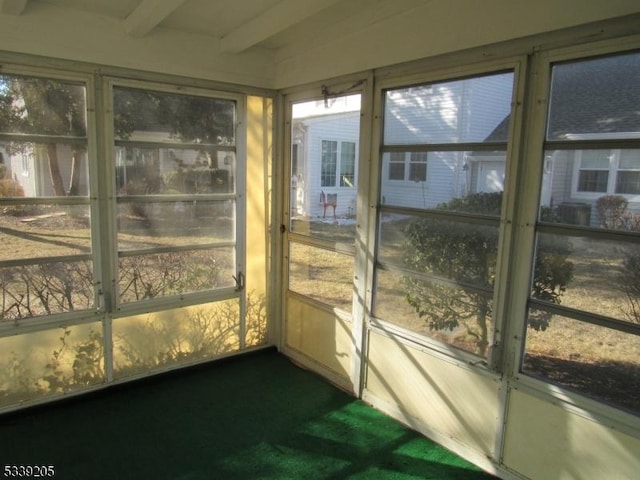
[503, 389, 640, 480]
[365, 331, 500, 455]
[0, 322, 104, 408]
[286, 296, 351, 381]
[113, 301, 240, 379]
[245, 95, 272, 348]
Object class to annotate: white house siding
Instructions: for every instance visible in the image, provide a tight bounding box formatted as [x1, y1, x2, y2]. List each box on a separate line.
[547, 150, 640, 227]
[4, 143, 88, 198]
[381, 151, 467, 209]
[383, 74, 513, 145]
[384, 83, 463, 145]
[382, 73, 513, 209]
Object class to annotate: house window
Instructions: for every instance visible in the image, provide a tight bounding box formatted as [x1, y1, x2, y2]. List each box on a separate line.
[386, 152, 427, 182]
[525, 51, 640, 414]
[388, 152, 405, 180]
[374, 70, 515, 359]
[322, 140, 357, 188]
[574, 149, 640, 195]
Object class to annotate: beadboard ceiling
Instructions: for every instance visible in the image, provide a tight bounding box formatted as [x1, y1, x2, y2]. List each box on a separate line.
[1, 0, 640, 88]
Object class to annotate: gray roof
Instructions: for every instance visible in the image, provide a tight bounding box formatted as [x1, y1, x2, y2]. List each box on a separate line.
[485, 52, 640, 142]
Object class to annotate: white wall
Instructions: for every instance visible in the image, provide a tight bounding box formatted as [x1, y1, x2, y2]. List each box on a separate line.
[0, 1, 274, 88]
[2, 1, 639, 90]
[274, 0, 640, 87]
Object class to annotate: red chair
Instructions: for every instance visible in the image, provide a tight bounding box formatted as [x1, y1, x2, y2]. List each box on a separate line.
[320, 191, 337, 219]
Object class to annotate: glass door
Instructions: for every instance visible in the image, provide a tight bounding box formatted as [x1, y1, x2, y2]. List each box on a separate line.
[282, 92, 362, 386]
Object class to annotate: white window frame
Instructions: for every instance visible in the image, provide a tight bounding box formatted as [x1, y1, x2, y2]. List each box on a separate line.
[106, 78, 246, 314]
[371, 60, 521, 368]
[572, 148, 640, 201]
[385, 151, 428, 183]
[321, 139, 358, 188]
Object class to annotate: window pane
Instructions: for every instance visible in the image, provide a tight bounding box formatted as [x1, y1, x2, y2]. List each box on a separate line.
[378, 213, 499, 291]
[381, 151, 505, 210]
[383, 72, 514, 144]
[408, 151, 427, 182]
[616, 171, 640, 194]
[388, 152, 405, 180]
[117, 200, 233, 251]
[290, 94, 361, 244]
[288, 242, 353, 312]
[0, 204, 91, 260]
[289, 217, 356, 244]
[116, 147, 235, 195]
[113, 87, 235, 145]
[340, 141, 356, 187]
[580, 150, 610, 169]
[547, 52, 640, 141]
[0, 260, 94, 321]
[321, 140, 337, 187]
[619, 149, 640, 169]
[523, 311, 640, 415]
[532, 234, 640, 325]
[118, 248, 234, 303]
[374, 269, 493, 358]
[0, 75, 86, 137]
[577, 170, 608, 192]
[616, 149, 640, 194]
[0, 141, 89, 197]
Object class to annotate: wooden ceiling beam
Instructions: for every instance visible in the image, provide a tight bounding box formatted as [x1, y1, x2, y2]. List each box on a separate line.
[220, 0, 342, 54]
[124, 0, 188, 37]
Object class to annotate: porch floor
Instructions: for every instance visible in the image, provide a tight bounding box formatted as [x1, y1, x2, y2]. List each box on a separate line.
[0, 348, 497, 479]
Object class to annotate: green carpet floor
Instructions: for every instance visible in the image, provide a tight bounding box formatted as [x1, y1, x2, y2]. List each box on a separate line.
[0, 349, 497, 479]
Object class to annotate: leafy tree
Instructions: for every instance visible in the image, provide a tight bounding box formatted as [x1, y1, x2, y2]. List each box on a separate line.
[0, 75, 86, 196]
[0, 80, 234, 197]
[402, 191, 573, 356]
[155, 92, 234, 146]
[114, 87, 234, 169]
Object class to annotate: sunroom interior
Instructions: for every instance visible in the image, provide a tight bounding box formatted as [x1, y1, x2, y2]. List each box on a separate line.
[1, 1, 640, 479]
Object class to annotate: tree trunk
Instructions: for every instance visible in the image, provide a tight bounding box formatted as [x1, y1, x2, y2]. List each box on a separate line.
[46, 143, 66, 196]
[67, 148, 84, 196]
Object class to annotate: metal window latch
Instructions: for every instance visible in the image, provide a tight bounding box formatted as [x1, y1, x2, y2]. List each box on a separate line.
[233, 271, 245, 292]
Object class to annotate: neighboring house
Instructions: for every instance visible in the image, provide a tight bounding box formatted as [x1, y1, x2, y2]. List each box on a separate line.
[381, 74, 513, 209]
[292, 105, 360, 219]
[293, 56, 640, 224]
[291, 74, 513, 219]
[542, 54, 640, 225]
[0, 143, 89, 197]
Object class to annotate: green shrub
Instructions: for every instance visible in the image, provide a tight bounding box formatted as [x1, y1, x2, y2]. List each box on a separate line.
[403, 191, 573, 355]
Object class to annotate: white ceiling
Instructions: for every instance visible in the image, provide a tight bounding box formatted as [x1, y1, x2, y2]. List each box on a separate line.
[26, 0, 425, 54]
[1, 0, 640, 89]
